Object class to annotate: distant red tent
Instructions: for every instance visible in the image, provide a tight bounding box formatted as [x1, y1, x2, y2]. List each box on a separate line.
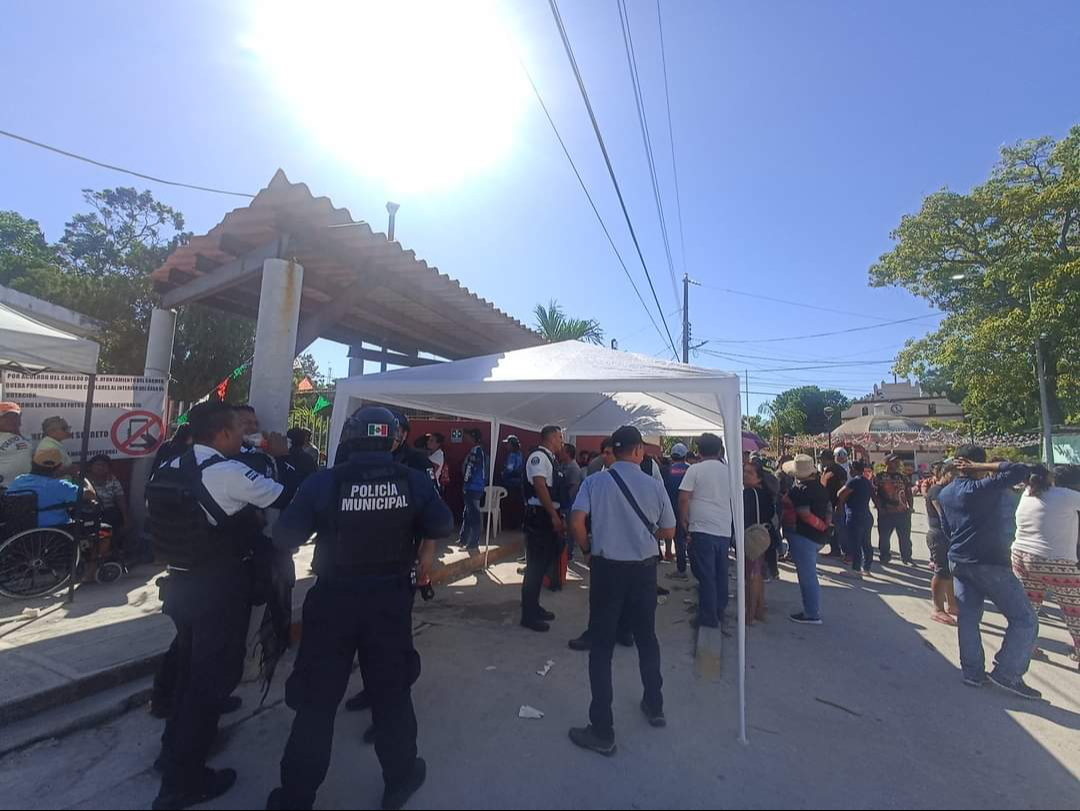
[296, 376, 315, 392]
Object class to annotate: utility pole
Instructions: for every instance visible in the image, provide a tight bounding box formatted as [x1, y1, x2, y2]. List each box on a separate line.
[681, 273, 690, 363]
[1035, 335, 1054, 464]
[744, 369, 750, 426]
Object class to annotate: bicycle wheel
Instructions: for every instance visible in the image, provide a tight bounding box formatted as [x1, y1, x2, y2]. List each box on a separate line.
[0, 527, 78, 599]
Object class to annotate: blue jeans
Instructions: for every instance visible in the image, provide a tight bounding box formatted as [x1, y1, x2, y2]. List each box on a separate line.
[460, 492, 483, 548]
[831, 508, 847, 557]
[674, 525, 688, 573]
[847, 512, 874, 572]
[789, 533, 822, 620]
[951, 562, 1037, 684]
[689, 532, 729, 627]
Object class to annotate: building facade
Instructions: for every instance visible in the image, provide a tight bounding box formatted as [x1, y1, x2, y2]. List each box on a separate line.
[841, 380, 964, 424]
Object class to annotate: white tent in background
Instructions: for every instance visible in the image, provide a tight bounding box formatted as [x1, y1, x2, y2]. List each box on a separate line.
[330, 341, 749, 742]
[0, 301, 100, 375]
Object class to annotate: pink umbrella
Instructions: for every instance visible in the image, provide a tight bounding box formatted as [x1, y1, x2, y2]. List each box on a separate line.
[742, 430, 767, 453]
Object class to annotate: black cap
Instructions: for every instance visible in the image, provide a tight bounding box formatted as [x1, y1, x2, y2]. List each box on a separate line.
[611, 425, 644, 451]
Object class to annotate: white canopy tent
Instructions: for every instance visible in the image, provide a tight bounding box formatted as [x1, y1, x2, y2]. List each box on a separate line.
[0, 301, 100, 375]
[330, 341, 750, 742]
[0, 301, 101, 604]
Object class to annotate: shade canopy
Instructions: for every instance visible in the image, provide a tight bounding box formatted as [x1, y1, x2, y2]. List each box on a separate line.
[0, 301, 100, 375]
[330, 340, 751, 741]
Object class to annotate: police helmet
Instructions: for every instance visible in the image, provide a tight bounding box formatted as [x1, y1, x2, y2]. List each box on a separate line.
[341, 406, 398, 447]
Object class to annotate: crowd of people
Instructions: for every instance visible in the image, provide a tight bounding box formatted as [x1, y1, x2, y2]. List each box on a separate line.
[5, 392, 1079, 808]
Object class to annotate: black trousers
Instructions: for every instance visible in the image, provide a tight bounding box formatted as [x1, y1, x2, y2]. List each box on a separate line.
[878, 511, 913, 563]
[522, 522, 559, 622]
[280, 577, 420, 808]
[158, 565, 249, 791]
[588, 556, 663, 739]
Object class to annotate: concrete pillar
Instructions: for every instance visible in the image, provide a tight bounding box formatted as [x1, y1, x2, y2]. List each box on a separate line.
[348, 344, 365, 377]
[248, 258, 304, 433]
[130, 308, 178, 541]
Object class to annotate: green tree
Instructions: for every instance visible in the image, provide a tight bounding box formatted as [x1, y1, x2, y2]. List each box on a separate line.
[870, 127, 1080, 432]
[0, 190, 255, 403]
[759, 386, 850, 435]
[743, 414, 773, 441]
[533, 299, 604, 345]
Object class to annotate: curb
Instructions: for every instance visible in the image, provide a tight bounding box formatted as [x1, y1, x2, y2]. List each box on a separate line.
[0, 538, 526, 734]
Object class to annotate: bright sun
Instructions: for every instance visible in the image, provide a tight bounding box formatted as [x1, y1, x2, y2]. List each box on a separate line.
[245, 0, 528, 196]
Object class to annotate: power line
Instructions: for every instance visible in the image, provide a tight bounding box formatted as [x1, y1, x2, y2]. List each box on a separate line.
[695, 283, 914, 322]
[700, 313, 943, 344]
[0, 128, 256, 198]
[516, 58, 674, 359]
[615, 0, 680, 308]
[547, 0, 680, 359]
[656, 0, 688, 280]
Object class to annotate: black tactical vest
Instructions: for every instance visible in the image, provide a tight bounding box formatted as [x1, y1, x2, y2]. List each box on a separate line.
[329, 460, 416, 575]
[146, 450, 241, 570]
[522, 446, 566, 506]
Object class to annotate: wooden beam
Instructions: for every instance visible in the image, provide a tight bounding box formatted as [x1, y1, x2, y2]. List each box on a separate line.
[161, 236, 288, 309]
[352, 348, 441, 368]
[293, 268, 377, 356]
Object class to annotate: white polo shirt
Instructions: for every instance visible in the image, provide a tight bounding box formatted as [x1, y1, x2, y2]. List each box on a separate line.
[526, 447, 560, 509]
[0, 432, 32, 486]
[164, 444, 284, 524]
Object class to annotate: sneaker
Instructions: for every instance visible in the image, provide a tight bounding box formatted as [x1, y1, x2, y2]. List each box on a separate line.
[538, 608, 556, 621]
[988, 673, 1043, 700]
[789, 613, 823, 625]
[153, 767, 237, 810]
[656, 585, 671, 597]
[617, 633, 635, 648]
[568, 634, 591, 651]
[666, 570, 689, 580]
[640, 699, 666, 728]
[521, 619, 550, 633]
[382, 757, 427, 811]
[149, 701, 172, 720]
[568, 725, 617, 756]
[963, 674, 989, 688]
[345, 690, 372, 712]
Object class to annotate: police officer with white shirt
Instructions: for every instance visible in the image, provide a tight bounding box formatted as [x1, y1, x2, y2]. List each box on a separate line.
[267, 407, 452, 811]
[146, 401, 290, 810]
[521, 425, 566, 632]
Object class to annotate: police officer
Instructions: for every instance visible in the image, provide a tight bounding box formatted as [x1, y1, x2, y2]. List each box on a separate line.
[344, 410, 435, 716]
[267, 407, 452, 811]
[521, 425, 566, 632]
[146, 401, 290, 810]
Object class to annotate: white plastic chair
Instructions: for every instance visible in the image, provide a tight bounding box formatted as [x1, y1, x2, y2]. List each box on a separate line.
[480, 486, 508, 539]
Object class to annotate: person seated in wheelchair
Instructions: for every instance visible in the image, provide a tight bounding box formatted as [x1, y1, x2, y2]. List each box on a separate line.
[5, 445, 90, 527]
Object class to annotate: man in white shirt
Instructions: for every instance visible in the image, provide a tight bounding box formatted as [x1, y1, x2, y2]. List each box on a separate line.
[36, 415, 74, 476]
[678, 433, 734, 629]
[521, 425, 565, 632]
[0, 402, 32, 486]
[426, 432, 446, 490]
[147, 402, 287, 810]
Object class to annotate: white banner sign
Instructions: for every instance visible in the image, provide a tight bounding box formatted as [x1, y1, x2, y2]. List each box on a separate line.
[1, 372, 167, 459]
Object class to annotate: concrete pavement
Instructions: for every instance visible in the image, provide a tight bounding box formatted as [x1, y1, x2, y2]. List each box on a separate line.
[0, 503, 1077, 809]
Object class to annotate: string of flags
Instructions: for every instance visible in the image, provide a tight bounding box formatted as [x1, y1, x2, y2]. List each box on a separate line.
[175, 360, 332, 426]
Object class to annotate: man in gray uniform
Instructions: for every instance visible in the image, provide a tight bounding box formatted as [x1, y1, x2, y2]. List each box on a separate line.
[568, 425, 675, 755]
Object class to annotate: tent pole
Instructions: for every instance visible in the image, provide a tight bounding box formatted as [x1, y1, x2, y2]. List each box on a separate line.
[728, 387, 748, 745]
[483, 417, 500, 571]
[67, 373, 96, 604]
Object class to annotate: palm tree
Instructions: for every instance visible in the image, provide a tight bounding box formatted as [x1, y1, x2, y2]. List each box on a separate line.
[533, 299, 604, 345]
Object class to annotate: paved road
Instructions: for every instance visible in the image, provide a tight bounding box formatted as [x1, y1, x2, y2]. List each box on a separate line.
[1, 505, 1077, 809]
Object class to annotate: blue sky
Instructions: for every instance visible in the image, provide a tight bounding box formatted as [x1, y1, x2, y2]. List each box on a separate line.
[3, 1, 1078, 417]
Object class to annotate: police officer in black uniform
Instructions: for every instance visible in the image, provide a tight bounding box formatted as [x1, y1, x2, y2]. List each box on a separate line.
[344, 410, 436, 716]
[146, 401, 290, 810]
[267, 407, 452, 811]
[521, 425, 566, 632]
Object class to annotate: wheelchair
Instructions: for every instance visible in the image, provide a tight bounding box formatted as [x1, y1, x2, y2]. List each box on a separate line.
[0, 489, 125, 600]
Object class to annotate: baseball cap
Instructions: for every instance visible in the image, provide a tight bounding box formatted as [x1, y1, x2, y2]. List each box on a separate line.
[611, 425, 644, 451]
[503, 434, 521, 446]
[33, 445, 64, 469]
[0, 402, 22, 416]
[834, 447, 849, 459]
[671, 442, 689, 459]
[885, 453, 902, 463]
